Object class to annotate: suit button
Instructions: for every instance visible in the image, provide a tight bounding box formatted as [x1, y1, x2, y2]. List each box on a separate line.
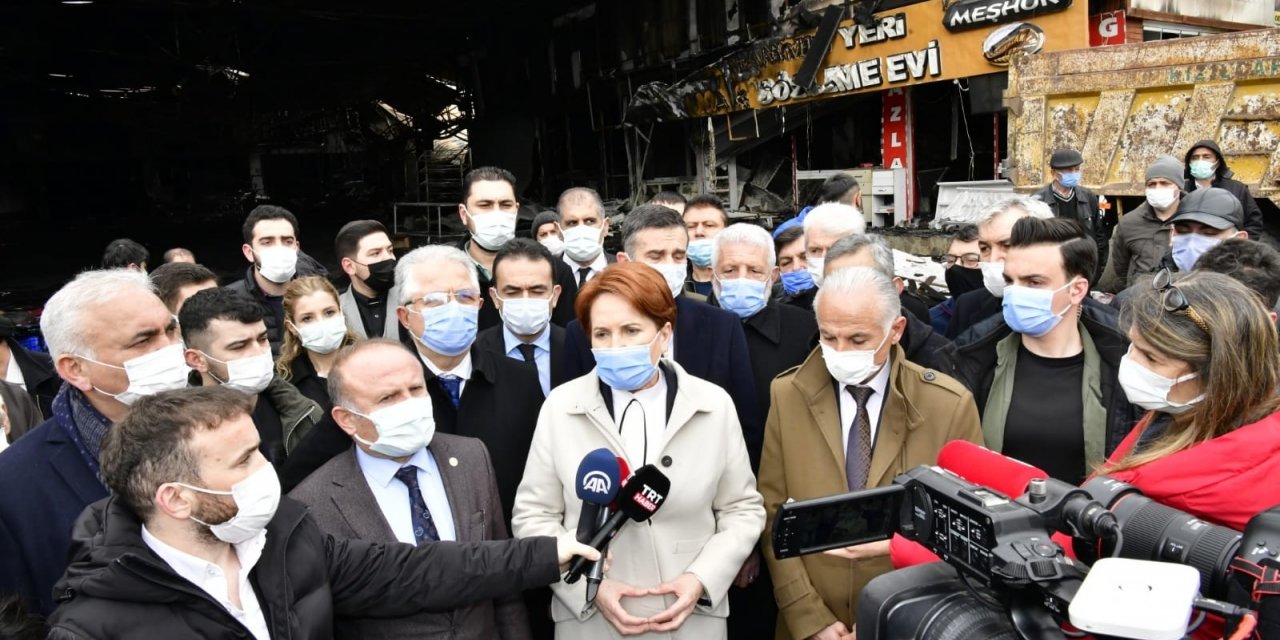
[661, 455, 673, 467]
[922, 370, 936, 382]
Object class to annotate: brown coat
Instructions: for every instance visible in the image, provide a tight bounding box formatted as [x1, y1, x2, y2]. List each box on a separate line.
[759, 345, 983, 640]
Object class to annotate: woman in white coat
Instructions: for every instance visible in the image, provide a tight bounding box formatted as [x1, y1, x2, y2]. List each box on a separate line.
[513, 262, 765, 639]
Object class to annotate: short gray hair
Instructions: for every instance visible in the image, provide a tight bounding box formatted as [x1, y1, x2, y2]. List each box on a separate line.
[825, 234, 894, 280]
[41, 269, 156, 359]
[557, 187, 603, 216]
[803, 203, 865, 238]
[712, 223, 776, 270]
[395, 245, 480, 305]
[976, 195, 1053, 228]
[814, 266, 901, 329]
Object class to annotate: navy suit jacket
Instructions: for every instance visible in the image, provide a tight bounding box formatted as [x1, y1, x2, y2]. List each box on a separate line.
[561, 295, 763, 468]
[0, 416, 109, 614]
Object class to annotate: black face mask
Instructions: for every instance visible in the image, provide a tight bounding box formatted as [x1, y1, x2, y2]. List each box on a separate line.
[945, 265, 984, 298]
[361, 259, 397, 294]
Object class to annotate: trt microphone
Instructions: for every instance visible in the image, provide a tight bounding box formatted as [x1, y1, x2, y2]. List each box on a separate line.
[565, 464, 670, 584]
[573, 449, 622, 544]
[936, 440, 1049, 498]
[587, 456, 633, 604]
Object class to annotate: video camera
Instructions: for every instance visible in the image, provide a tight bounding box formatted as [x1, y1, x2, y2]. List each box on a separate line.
[772, 464, 1279, 639]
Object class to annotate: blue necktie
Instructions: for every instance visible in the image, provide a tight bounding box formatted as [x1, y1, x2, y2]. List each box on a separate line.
[393, 465, 440, 544]
[438, 374, 462, 408]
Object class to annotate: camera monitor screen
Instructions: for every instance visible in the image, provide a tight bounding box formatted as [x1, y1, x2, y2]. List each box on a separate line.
[772, 485, 905, 559]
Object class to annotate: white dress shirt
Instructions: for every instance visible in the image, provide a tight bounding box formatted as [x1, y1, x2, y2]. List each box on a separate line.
[502, 324, 552, 396]
[355, 446, 457, 543]
[563, 250, 607, 285]
[609, 369, 668, 467]
[4, 353, 24, 390]
[141, 525, 271, 640]
[838, 357, 893, 455]
[420, 350, 473, 397]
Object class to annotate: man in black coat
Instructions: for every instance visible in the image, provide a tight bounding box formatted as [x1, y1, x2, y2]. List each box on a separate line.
[1184, 139, 1267, 240]
[0, 317, 58, 421]
[453, 167, 578, 331]
[824, 234, 957, 377]
[394, 243, 545, 522]
[475, 238, 568, 396]
[1034, 148, 1112, 277]
[45, 387, 597, 639]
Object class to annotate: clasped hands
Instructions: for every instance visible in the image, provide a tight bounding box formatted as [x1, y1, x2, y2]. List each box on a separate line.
[594, 572, 704, 636]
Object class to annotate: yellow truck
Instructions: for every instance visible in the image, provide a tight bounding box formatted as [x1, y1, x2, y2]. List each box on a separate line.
[1004, 27, 1280, 222]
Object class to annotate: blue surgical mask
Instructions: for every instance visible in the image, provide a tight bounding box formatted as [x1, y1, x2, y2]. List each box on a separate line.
[1189, 159, 1216, 181]
[1058, 171, 1081, 188]
[780, 269, 815, 295]
[411, 302, 478, 356]
[687, 239, 713, 268]
[592, 331, 664, 391]
[1171, 233, 1222, 272]
[1002, 280, 1077, 338]
[716, 277, 769, 319]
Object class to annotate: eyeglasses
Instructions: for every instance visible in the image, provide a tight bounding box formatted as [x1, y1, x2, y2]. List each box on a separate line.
[939, 252, 980, 268]
[409, 289, 482, 309]
[1152, 268, 1210, 335]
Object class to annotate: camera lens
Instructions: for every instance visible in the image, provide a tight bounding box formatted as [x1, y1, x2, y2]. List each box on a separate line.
[1108, 493, 1241, 598]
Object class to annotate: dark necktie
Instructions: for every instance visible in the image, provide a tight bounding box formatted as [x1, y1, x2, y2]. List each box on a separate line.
[516, 343, 537, 363]
[438, 374, 462, 408]
[845, 386, 875, 491]
[578, 267, 592, 287]
[393, 465, 440, 544]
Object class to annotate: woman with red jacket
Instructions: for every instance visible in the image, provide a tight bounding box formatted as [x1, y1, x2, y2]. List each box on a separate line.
[1100, 269, 1280, 530]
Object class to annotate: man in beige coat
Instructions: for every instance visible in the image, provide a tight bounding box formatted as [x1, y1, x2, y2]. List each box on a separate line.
[759, 267, 983, 640]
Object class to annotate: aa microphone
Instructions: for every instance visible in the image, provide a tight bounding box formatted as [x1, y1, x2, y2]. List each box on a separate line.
[586, 456, 633, 603]
[565, 464, 670, 583]
[573, 449, 622, 544]
[936, 440, 1049, 498]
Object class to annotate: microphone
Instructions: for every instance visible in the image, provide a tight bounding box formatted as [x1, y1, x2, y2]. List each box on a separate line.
[573, 449, 622, 541]
[587, 456, 632, 604]
[936, 440, 1049, 498]
[565, 464, 670, 584]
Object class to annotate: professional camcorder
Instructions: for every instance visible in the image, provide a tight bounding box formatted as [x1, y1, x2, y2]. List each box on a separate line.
[771, 463, 1280, 639]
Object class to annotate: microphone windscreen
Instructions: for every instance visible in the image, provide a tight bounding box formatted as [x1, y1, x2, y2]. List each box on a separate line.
[936, 440, 1048, 498]
[575, 448, 622, 506]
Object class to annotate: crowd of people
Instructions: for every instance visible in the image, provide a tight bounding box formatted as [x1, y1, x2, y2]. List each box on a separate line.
[0, 142, 1278, 639]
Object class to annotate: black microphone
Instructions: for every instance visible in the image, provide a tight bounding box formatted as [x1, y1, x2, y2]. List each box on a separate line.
[565, 464, 670, 584]
[586, 456, 633, 604]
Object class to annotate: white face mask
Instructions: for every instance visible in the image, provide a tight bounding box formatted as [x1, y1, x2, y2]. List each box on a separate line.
[348, 396, 436, 458]
[1146, 187, 1178, 211]
[499, 296, 552, 337]
[78, 343, 191, 406]
[290, 316, 347, 355]
[645, 261, 689, 298]
[981, 261, 1007, 298]
[539, 236, 565, 257]
[821, 331, 891, 387]
[563, 224, 604, 263]
[1117, 348, 1203, 414]
[253, 246, 298, 284]
[178, 464, 281, 544]
[807, 256, 826, 287]
[203, 351, 274, 394]
[467, 209, 517, 251]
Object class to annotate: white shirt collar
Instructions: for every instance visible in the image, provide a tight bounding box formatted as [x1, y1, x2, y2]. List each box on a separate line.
[354, 445, 436, 489]
[4, 352, 24, 390]
[860, 355, 892, 397]
[141, 524, 268, 587]
[502, 322, 551, 355]
[419, 350, 473, 382]
[563, 250, 607, 273]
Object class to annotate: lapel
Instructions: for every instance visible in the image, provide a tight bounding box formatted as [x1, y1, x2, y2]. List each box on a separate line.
[46, 428, 107, 504]
[326, 449, 400, 542]
[654, 361, 705, 454]
[746, 302, 783, 346]
[427, 437, 474, 541]
[792, 348, 845, 474]
[338, 287, 369, 339]
[549, 325, 565, 386]
[381, 284, 402, 339]
[673, 296, 704, 374]
[867, 347, 919, 488]
[565, 375, 631, 459]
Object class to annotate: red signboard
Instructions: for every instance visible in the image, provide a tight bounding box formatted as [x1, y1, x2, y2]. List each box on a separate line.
[881, 87, 914, 222]
[1089, 11, 1126, 47]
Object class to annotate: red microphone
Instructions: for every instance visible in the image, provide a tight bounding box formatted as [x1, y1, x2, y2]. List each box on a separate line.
[891, 441, 1052, 568]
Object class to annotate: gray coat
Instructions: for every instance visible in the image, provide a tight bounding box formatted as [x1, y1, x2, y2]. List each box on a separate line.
[289, 434, 531, 640]
[1108, 201, 1173, 290]
[339, 284, 402, 340]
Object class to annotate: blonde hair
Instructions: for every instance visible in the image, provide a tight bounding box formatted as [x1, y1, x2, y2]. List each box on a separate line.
[276, 275, 357, 380]
[1103, 271, 1280, 473]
